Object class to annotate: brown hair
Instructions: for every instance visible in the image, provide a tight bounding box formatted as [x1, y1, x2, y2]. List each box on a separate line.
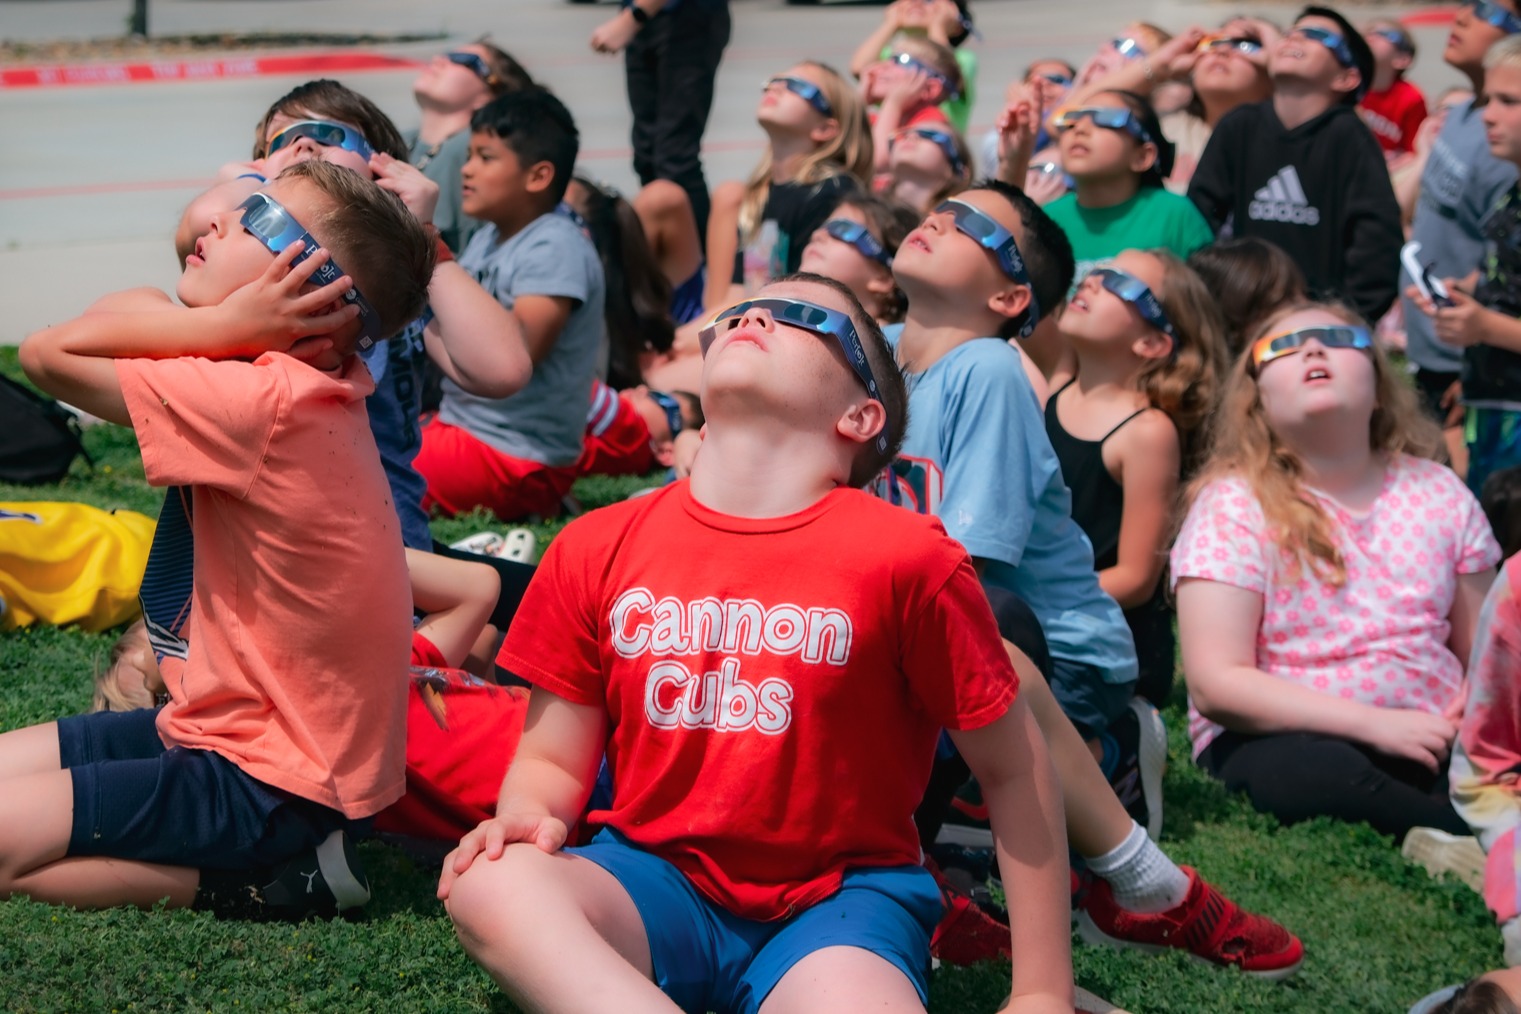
[739, 62, 874, 246]
[252, 79, 408, 160]
[892, 35, 965, 99]
[832, 193, 920, 323]
[777, 272, 909, 486]
[1434, 980, 1520, 1014]
[1187, 238, 1308, 358]
[275, 160, 437, 343]
[473, 39, 536, 97]
[1182, 300, 1440, 584]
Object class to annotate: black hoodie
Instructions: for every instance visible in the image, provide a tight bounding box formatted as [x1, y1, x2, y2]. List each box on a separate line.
[1188, 99, 1402, 321]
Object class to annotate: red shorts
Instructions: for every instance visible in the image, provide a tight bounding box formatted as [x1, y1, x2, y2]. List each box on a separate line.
[415, 417, 578, 521]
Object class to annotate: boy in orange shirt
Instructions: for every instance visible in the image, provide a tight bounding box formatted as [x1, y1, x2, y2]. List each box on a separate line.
[4, 160, 434, 919]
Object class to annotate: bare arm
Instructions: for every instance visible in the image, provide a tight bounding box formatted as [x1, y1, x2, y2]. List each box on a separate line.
[408, 548, 501, 669]
[702, 180, 747, 314]
[421, 262, 535, 398]
[1451, 567, 1499, 678]
[951, 686, 1072, 1014]
[1100, 411, 1180, 608]
[848, 5, 904, 79]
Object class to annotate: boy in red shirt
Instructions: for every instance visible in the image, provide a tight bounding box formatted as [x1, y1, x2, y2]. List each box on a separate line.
[1359, 18, 1429, 158]
[578, 378, 703, 477]
[439, 274, 1073, 1013]
[5, 160, 434, 918]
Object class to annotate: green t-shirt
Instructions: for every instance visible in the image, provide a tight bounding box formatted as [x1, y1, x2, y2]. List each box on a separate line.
[1045, 187, 1215, 293]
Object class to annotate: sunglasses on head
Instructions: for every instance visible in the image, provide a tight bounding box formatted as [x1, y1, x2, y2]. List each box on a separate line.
[824, 219, 892, 266]
[1112, 37, 1148, 59]
[446, 51, 493, 83]
[647, 390, 684, 439]
[266, 120, 376, 162]
[1199, 35, 1265, 56]
[888, 52, 960, 98]
[1290, 25, 1358, 68]
[698, 297, 888, 452]
[236, 192, 383, 351]
[764, 76, 834, 117]
[894, 126, 968, 176]
[1471, 0, 1521, 33]
[1052, 106, 1155, 146]
[1250, 324, 1373, 372]
[935, 200, 1042, 338]
[1087, 268, 1175, 339]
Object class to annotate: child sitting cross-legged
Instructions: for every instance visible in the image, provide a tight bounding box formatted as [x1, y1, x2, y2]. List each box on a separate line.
[439, 274, 1076, 1013]
[7, 160, 435, 919]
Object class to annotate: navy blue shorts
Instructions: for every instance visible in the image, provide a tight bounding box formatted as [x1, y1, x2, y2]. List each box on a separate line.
[566, 829, 941, 1014]
[58, 708, 352, 870]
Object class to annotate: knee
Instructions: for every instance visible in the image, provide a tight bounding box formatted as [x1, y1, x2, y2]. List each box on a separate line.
[634, 179, 691, 222]
[445, 843, 551, 954]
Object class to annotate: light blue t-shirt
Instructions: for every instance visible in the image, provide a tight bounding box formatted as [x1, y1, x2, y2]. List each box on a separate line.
[440, 212, 607, 467]
[877, 325, 1137, 683]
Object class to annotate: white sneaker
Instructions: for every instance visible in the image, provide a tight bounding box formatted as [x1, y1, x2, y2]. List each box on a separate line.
[1402, 827, 1485, 893]
[500, 528, 536, 563]
[449, 530, 507, 556]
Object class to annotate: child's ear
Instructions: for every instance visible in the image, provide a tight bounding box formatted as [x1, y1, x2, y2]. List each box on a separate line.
[810, 117, 842, 145]
[524, 160, 558, 196]
[1332, 65, 1363, 99]
[1391, 52, 1413, 74]
[1129, 140, 1159, 177]
[987, 283, 1034, 325]
[837, 397, 887, 449]
[1133, 330, 1175, 361]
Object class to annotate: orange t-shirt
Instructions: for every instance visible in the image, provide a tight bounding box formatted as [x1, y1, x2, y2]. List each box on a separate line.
[118, 352, 412, 818]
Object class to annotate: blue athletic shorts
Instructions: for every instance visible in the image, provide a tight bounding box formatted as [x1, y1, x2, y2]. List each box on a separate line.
[566, 829, 942, 1014]
[58, 708, 353, 869]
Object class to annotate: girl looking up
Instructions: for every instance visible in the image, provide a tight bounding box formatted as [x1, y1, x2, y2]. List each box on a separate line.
[798, 194, 918, 325]
[882, 123, 972, 214]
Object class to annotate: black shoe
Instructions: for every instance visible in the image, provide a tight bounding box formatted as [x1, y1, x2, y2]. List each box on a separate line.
[1103, 700, 1166, 841]
[260, 830, 372, 919]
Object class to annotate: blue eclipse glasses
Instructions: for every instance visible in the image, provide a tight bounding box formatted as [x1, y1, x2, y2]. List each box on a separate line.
[1052, 105, 1156, 147]
[698, 297, 888, 453]
[1471, 0, 1521, 34]
[647, 390, 684, 439]
[765, 76, 834, 117]
[236, 192, 383, 351]
[1112, 37, 1148, 60]
[824, 219, 893, 266]
[1290, 25, 1357, 68]
[1088, 268, 1175, 340]
[1370, 28, 1414, 53]
[446, 51, 493, 82]
[266, 120, 376, 162]
[935, 199, 1042, 338]
[1250, 324, 1372, 373]
[894, 126, 968, 177]
[1200, 35, 1265, 57]
[888, 52, 960, 98]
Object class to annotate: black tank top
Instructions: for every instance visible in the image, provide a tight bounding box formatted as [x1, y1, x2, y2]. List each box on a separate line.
[1043, 380, 1148, 570]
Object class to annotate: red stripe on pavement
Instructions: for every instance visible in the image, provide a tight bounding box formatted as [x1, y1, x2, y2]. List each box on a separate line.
[0, 52, 421, 89]
[1401, 6, 1460, 26]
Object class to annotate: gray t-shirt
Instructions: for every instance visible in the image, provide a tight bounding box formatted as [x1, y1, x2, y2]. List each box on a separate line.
[1402, 101, 1518, 373]
[406, 128, 481, 254]
[439, 212, 606, 467]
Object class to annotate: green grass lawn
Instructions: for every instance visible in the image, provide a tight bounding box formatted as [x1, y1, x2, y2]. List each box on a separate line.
[0, 349, 1502, 1012]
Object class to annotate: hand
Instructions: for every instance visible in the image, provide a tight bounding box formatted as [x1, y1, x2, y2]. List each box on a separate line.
[217, 241, 359, 355]
[882, 67, 930, 108]
[1022, 164, 1068, 206]
[1154, 27, 1209, 82]
[1440, 379, 1465, 429]
[996, 83, 1043, 168]
[1431, 285, 1495, 349]
[370, 152, 440, 224]
[888, 0, 928, 30]
[436, 811, 569, 900]
[590, 10, 641, 54]
[925, 0, 962, 42]
[1359, 707, 1457, 772]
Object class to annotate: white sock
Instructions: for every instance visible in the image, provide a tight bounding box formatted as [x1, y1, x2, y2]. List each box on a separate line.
[1085, 820, 1191, 914]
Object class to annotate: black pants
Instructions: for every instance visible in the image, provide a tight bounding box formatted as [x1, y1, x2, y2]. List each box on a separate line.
[913, 585, 1051, 847]
[624, 0, 731, 241]
[1413, 367, 1461, 426]
[1199, 730, 1468, 842]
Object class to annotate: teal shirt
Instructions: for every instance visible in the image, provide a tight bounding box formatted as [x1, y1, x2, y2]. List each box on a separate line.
[1046, 187, 1215, 291]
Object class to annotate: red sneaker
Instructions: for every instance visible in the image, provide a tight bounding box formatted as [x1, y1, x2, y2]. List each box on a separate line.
[926, 859, 1011, 967]
[1077, 866, 1304, 980]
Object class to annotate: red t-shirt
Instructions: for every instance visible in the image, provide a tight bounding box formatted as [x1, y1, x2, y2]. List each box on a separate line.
[1359, 78, 1428, 155]
[579, 380, 655, 477]
[497, 481, 1017, 921]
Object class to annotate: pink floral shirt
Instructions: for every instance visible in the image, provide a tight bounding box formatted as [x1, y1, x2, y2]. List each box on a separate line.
[1171, 455, 1500, 758]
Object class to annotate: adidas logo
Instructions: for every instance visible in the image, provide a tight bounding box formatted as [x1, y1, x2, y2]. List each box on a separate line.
[1248, 166, 1321, 226]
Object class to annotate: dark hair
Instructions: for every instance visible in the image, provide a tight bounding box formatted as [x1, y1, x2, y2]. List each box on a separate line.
[1187, 237, 1308, 357]
[1433, 980, 1521, 1014]
[275, 160, 437, 342]
[1483, 466, 1521, 561]
[776, 271, 909, 486]
[470, 87, 580, 204]
[1098, 89, 1174, 187]
[1297, 6, 1376, 103]
[474, 39, 535, 97]
[670, 390, 705, 432]
[252, 80, 408, 160]
[835, 193, 921, 323]
[946, 0, 974, 48]
[964, 180, 1076, 341]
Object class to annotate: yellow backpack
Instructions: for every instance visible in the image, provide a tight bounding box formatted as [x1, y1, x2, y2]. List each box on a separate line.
[0, 502, 155, 632]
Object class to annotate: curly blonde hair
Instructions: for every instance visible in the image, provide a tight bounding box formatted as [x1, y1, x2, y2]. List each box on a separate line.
[1181, 301, 1440, 584]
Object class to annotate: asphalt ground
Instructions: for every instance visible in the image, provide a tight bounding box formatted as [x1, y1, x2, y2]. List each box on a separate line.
[0, 0, 1467, 344]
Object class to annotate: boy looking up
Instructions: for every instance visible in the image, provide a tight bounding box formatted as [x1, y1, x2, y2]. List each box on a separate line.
[881, 181, 1305, 977]
[415, 87, 607, 522]
[1359, 18, 1428, 158]
[440, 275, 1075, 1013]
[1189, 6, 1403, 321]
[5, 161, 434, 917]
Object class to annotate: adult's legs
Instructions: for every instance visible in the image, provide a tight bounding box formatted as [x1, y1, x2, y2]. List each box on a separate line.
[445, 843, 673, 1012]
[1202, 730, 1469, 840]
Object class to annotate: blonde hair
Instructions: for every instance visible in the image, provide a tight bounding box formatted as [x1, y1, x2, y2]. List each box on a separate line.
[1486, 34, 1521, 73]
[91, 621, 161, 713]
[1182, 301, 1441, 584]
[739, 62, 874, 246]
[1132, 250, 1229, 470]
